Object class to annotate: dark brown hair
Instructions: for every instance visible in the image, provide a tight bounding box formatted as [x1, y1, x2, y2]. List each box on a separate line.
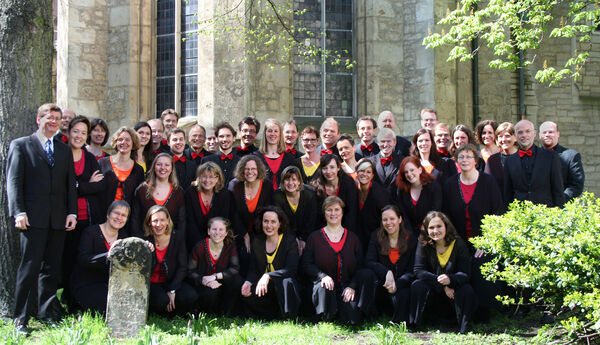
[419, 211, 458, 248]
[377, 205, 409, 255]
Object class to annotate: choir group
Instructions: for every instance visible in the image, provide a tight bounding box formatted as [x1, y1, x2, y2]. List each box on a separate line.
[8, 104, 585, 335]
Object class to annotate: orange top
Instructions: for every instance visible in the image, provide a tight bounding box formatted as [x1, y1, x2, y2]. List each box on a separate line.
[423, 164, 434, 175]
[481, 149, 491, 163]
[153, 185, 174, 206]
[246, 180, 263, 213]
[111, 159, 133, 201]
[389, 248, 400, 264]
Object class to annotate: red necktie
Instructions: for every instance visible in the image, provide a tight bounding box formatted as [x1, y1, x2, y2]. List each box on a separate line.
[518, 149, 533, 158]
[191, 152, 204, 159]
[286, 147, 297, 155]
[61, 135, 68, 143]
[321, 149, 333, 155]
[361, 144, 373, 152]
[437, 148, 449, 156]
[174, 155, 186, 163]
[221, 153, 233, 160]
[380, 156, 393, 165]
[236, 146, 248, 152]
[161, 139, 168, 146]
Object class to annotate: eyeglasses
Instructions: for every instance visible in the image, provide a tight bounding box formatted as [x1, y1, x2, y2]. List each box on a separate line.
[457, 155, 475, 160]
[302, 138, 318, 143]
[241, 129, 257, 134]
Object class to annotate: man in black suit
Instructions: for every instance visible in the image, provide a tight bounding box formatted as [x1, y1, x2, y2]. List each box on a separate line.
[201, 122, 240, 183]
[355, 116, 380, 157]
[185, 124, 212, 166]
[503, 119, 565, 208]
[234, 116, 260, 156]
[167, 128, 196, 189]
[316, 117, 341, 157]
[539, 121, 585, 202]
[6, 103, 77, 334]
[367, 128, 403, 193]
[377, 110, 412, 157]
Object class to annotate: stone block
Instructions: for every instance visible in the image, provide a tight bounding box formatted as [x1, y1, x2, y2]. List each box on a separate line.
[109, 6, 130, 27]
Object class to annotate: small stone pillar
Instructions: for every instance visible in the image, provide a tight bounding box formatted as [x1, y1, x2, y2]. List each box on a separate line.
[106, 237, 152, 338]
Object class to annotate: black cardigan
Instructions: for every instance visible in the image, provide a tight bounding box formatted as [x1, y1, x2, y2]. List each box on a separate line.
[184, 186, 236, 251]
[70, 224, 129, 292]
[301, 228, 364, 289]
[148, 231, 188, 291]
[272, 189, 318, 241]
[394, 180, 442, 234]
[188, 239, 240, 286]
[413, 237, 471, 293]
[75, 149, 107, 224]
[229, 179, 273, 237]
[98, 156, 145, 215]
[130, 182, 186, 239]
[365, 231, 417, 289]
[357, 181, 391, 247]
[314, 174, 358, 234]
[253, 151, 297, 190]
[442, 173, 504, 247]
[246, 232, 299, 284]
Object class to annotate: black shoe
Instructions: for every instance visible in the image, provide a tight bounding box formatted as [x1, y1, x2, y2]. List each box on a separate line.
[14, 322, 30, 336]
[40, 317, 60, 328]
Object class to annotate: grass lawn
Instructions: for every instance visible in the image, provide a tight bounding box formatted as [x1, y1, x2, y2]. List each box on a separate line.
[0, 309, 554, 345]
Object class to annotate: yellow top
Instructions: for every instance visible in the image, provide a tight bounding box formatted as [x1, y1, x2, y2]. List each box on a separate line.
[137, 161, 147, 173]
[302, 160, 320, 179]
[265, 234, 284, 273]
[437, 240, 456, 269]
[287, 197, 299, 213]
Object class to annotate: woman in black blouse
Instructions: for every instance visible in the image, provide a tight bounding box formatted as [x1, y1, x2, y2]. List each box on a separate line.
[411, 128, 457, 186]
[309, 154, 358, 234]
[484, 122, 518, 194]
[356, 159, 391, 247]
[394, 156, 442, 235]
[301, 196, 374, 324]
[71, 201, 130, 314]
[366, 205, 417, 323]
[410, 211, 478, 334]
[145, 205, 197, 315]
[188, 217, 242, 316]
[253, 118, 296, 190]
[272, 165, 318, 254]
[241, 206, 301, 319]
[185, 162, 235, 251]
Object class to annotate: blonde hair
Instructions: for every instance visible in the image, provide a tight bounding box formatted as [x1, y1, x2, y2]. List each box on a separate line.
[143, 205, 174, 237]
[259, 118, 286, 154]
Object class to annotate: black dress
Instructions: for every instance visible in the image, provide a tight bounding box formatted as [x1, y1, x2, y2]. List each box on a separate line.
[357, 181, 391, 248]
[410, 237, 478, 333]
[243, 233, 301, 319]
[130, 183, 186, 239]
[272, 189, 318, 242]
[393, 181, 442, 235]
[301, 228, 375, 324]
[98, 157, 145, 219]
[314, 174, 359, 235]
[184, 187, 235, 251]
[365, 231, 417, 323]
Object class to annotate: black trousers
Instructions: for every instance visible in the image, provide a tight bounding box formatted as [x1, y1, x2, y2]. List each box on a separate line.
[193, 274, 244, 316]
[311, 269, 376, 324]
[471, 255, 502, 311]
[72, 282, 108, 315]
[14, 227, 66, 324]
[149, 282, 198, 316]
[410, 279, 478, 333]
[61, 219, 89, 308]
[374, 285, 411, 323]
[243, 277, 301, 320]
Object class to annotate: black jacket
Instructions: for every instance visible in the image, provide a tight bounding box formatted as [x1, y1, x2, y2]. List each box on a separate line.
[246, 233, 299, 284]
[365, 231, 417, 289]
[414, 237, 471, 293]
[272, 189, 318, 241]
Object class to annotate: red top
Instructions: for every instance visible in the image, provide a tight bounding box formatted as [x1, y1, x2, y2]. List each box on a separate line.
[460, 180, 477, 239]
[358, 182, 372, 210]
[199, 191, 210, 215]
[111, 160, 133, 201]
[74, 153, 88, 220]
[95, 151, 108, 160]
[152, 185, 174, 206]
[246, 180, 263, 213]
[104, 240, 111, 251]
[150, 246, 168, 283]
[389, 248, 400, 264]
[206, 238, 218, 274]
[411, 197, 418, 206]
[322, 228, 348, 282]
[264, 154, 285, 190]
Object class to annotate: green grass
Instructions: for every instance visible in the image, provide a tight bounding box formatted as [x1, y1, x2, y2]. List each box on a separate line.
[0, 310, 553, 345]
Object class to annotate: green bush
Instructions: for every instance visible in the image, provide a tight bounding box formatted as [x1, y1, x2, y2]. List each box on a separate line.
[471, 193, 600, 341]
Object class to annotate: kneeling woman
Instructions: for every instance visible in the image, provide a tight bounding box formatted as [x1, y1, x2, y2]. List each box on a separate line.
[241, 206, 301, 319]
[146, 205, 197, 315]
[71, 200, 131, 314]
[188, 217, 243, 316]
[410, 211, 478, 334]
[366, 205, 417, 323]
[301, 196, 375, 324]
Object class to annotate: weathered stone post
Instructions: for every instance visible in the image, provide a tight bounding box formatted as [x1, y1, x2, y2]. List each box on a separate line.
[106, 237, 152, 338]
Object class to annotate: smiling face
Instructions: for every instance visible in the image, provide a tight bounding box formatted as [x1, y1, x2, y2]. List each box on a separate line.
[150, 211, 169, 237]
[116, 131, 133, 154]
[356, 166, 374, 186]
[243, 160, 258, 183]
[37, 110, 61, 138]
[60, 109, 75, 133]
[200, 171, 219, 192]
[379, 134, 396, 157]
[481, 125, 496, 147]
[456, 150, 476, 173]
[434, 127, 451, 150]
[107, 206, 130, 230]
[205, 132, 218, 153]
[208, 220, 227, 244]
[539, 122, 559, 149]
[515, 121, 536, 150]
[497, 130, 517, 153]
[136, 126, 151, 147]
[162, 114, 178, 131]
[403, 162, 422, 185]
[189, 126, 206, 151]
[324, 202, 343, 226]
[154, 156, 173, 181]
[283, 123, 298, 146]
[381, 209, 401, 236]
[217, 128, 234, 151]
[239, 123, 257, 147]
[321, 121, 339, 148]
[283, 173, 301, 193]
[357, 120, 375, 144]
[379, 113, 395, 130]
[427, 216, 446, 243]
[148, 120, 164, 144]
[301, 133, 318, 153]
[265, 123, 280, 146]
[453, 130, 469, 148]
[336, 139, 354, 162]
[321, 159, 340, 182]
[262, 211, 280, 237]
[416, 133, 432, 154]
[169, 132, 186, 156]
[421, 112, 438, 130]
[69, 122, 88, 150]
